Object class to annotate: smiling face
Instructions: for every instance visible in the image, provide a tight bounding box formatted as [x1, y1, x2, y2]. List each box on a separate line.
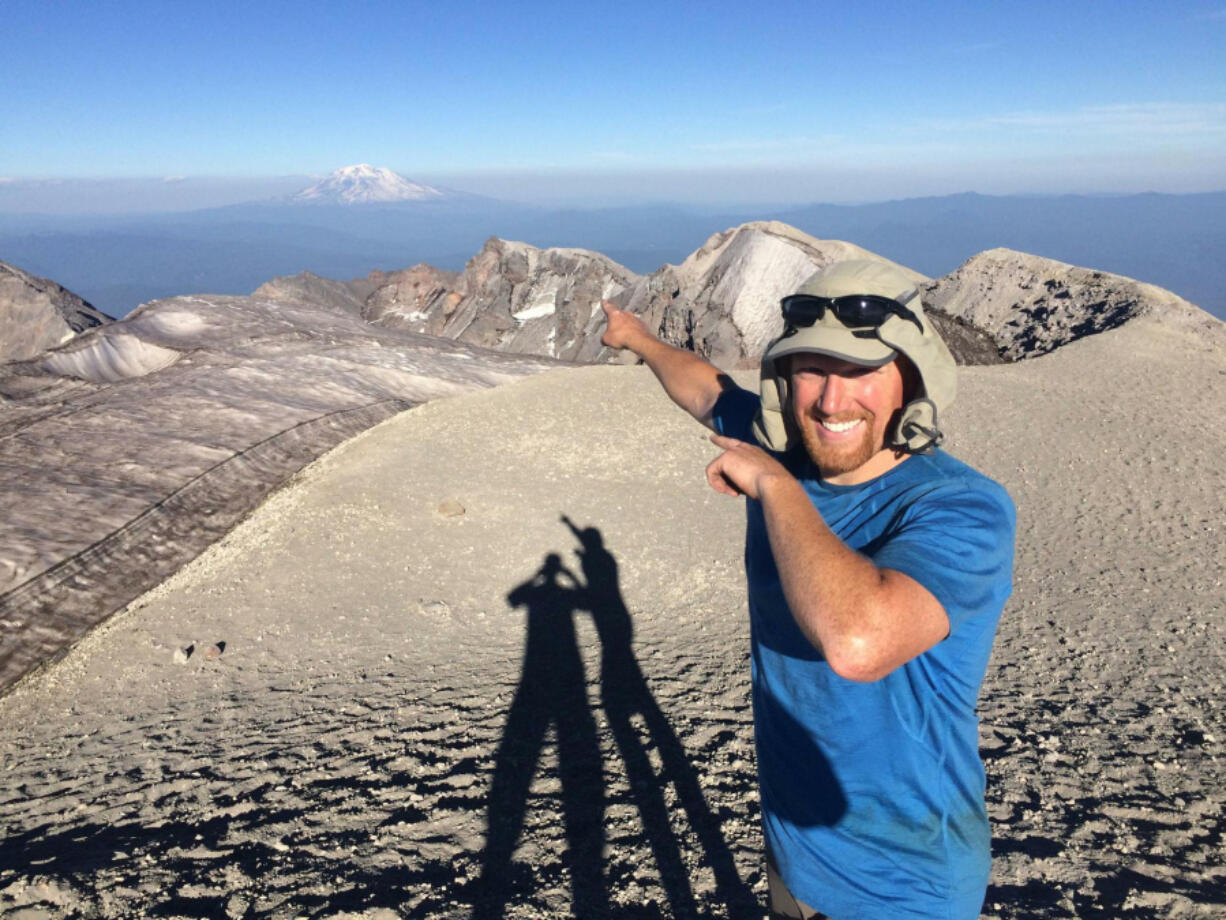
[786, 352, 909, 485]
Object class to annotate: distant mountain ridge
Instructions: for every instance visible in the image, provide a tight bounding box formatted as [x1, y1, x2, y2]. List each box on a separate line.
[2, 187, 1222, 321]
[7, 220, 1219, 379]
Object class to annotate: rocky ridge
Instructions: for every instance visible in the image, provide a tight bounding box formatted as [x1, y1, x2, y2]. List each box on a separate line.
[0, 261, 114, 363]
[260, 221, 1003, 368]
[260, 221, 1217, 370]
[925, 248, 1226, 360]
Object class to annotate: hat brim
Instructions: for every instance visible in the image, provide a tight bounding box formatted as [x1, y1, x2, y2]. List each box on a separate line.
[763, 326, 897, 367]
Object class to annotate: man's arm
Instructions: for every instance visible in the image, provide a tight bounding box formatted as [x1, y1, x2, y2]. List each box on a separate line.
[601, 301, 738, 430]
[706, 434, 950, 682]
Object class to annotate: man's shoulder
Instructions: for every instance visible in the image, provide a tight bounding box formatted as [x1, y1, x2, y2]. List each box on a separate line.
[710, 385, 762, 442]
[894, 449, 1016, 520]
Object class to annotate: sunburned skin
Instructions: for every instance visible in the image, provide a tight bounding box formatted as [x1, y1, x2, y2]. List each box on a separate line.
[786, 353, 907, 485]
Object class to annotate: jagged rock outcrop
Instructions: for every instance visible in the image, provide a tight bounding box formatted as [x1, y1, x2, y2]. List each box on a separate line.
[260, 240, 637, 362]
[612, 221, 929, 368]
[257, 222, 969, 368]
[0, 261, 114, 363]
[925, 248, 1223, 360]
[262, 224, 1222, 371]
[361, 264, 462, 334]
[925, 308, 1007, 366]
[399, 239, 637, 360]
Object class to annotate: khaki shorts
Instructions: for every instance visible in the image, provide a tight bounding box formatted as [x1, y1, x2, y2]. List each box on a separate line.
[766, 851, 833, 920]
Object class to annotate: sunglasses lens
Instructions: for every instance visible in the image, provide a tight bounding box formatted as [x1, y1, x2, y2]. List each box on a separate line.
[781, 296, 826, 326]
[835, 299, 888, 326]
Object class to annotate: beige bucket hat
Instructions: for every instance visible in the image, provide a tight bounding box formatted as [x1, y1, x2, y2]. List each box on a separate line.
[752, 260, 957, 455]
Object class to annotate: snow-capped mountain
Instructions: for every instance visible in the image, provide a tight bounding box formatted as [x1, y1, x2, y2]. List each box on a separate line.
[292, 164, 447, 204]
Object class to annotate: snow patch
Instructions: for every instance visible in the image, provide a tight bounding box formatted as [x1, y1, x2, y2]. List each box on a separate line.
[717, 235, 821, 356]
[293, 164, 446, 204]
[129, 310, 207, 340]
[42, 333, 181, 384]
[513, 294, 557, 322]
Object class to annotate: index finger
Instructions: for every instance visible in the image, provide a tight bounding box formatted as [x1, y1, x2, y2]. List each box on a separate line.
[709, 433, 745, 449]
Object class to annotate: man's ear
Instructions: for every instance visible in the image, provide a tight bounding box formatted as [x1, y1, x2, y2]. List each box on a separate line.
[895, 354, 921, 404]
[778, 361, 801, 445]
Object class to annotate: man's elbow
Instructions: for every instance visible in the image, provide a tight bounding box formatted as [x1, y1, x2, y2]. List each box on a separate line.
[818, 572, 948, 682]
[824, 638, 896, 683]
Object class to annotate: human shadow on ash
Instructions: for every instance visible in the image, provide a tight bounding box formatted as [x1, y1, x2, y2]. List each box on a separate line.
[472, 518, 757, 919]
[472, 550, 607, 920]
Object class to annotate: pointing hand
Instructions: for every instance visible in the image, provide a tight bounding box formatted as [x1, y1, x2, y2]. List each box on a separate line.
[600, 300, 650, 350]
[706, 434, 789, 500]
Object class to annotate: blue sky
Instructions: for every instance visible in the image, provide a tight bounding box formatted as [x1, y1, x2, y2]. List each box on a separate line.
[2, 0, 1224, 204]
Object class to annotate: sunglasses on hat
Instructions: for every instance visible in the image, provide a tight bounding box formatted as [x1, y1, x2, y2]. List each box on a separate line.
[780, 289, 923, 333]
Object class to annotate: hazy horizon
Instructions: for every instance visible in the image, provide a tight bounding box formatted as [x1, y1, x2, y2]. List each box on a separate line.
[2, 169, 1225, 215]
[3, 2, 1223, 209]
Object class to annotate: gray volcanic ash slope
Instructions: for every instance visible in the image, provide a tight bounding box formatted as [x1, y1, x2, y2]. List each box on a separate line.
[0, 309, 1222, 918]
[3, 224, 1220, 693]
[0, 261, 114, 363]
[0, 291, 560, 690]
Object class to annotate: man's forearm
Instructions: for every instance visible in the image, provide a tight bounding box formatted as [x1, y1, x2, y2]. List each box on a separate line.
[603, 303, 733, 427]
[757, 472, 885, 662]
[628, 333, 729, 425]
[755, 469, 949, 682]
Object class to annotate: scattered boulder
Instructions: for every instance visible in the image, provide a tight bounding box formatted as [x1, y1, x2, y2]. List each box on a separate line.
[436, 498, 466, 518]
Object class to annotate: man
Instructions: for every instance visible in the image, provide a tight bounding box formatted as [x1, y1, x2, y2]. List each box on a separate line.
[600, 260, 1015, 919]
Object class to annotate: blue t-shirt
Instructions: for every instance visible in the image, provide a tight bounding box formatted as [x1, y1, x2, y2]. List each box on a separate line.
[713, 387, 1016, 920]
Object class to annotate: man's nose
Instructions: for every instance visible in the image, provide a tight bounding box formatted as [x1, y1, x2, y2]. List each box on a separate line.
[819, 374, 848, 414]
